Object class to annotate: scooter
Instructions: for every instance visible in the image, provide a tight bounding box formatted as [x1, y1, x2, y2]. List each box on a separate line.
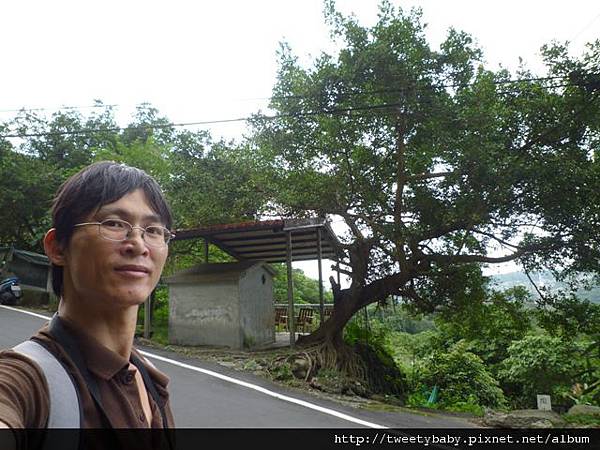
[0, 276, 22, 305]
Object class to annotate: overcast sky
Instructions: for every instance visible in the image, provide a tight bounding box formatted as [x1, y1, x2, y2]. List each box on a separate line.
[1, 0, 599, 284]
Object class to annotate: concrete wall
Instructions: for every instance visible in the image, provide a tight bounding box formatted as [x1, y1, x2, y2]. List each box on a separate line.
[168, 281, 242, 348]
[238, 265, 275, 349]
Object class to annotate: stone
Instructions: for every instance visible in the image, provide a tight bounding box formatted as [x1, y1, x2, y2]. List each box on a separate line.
[566, 404, 600, 417]
[483, 409, 566, 428]
[291, 357, 311, 380]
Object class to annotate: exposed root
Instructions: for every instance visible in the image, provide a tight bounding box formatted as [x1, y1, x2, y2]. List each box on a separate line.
[275, 340, 365, 383]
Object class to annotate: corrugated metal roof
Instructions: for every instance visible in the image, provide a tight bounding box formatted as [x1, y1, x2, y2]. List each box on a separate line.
[173, 218, 342, 263]
[163, 261, 275, 283]
[0, 247, 49, 266]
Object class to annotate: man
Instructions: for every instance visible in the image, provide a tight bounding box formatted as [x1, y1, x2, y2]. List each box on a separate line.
[0, 161, 175, 448]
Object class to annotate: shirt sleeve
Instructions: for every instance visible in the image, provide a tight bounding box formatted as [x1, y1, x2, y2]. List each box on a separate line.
[0, 349, 49, 429]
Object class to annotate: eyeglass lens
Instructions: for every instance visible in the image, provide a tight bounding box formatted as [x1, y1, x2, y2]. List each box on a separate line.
[99, 219, 170, 246]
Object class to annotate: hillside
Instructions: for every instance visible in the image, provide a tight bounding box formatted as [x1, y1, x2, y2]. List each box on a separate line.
[491, 271, 600, 304]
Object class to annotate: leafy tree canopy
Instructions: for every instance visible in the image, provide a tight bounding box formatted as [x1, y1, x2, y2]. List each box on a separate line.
[0, 104, 264, 261]
[247, 0, 600, 348]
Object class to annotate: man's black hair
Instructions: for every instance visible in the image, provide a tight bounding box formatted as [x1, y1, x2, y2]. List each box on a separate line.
[50, 161, 173, 297]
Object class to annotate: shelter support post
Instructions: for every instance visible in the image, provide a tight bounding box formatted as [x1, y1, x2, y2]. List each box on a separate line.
[143, 290, 153, 339]
[317, 227, 324, 326]
[364, 306, 370, 345]
[46, 265, 58, 305]
[286, 230, 295, 347]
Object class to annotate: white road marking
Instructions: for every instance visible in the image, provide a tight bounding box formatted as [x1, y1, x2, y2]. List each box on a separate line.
[1, 305, 386, 429]
[139, 350, 385, 428]
[0, 304, 54, 321]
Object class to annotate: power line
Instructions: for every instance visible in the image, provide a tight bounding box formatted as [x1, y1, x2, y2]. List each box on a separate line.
[267, 75, 570, 102]
[0, 102, 407, 139]
[569, 11, 600, 43]
[0, 74, 571, 117]
[0, 78, 591, 140]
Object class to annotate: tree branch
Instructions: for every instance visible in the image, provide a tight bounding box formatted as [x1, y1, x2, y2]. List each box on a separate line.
[425, 246, 534, 265]
[524, 268, 549, 303]
[415, 218, 473, 243]
[340, 211, 366, 241]
[330, 264, 352, 277]
[471, 229, 521, 249]
[407, 171, 456, 182]
[393, 114, 407, 235]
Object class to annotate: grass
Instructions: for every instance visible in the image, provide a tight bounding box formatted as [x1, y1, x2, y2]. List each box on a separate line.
[563, 413, 600, 427]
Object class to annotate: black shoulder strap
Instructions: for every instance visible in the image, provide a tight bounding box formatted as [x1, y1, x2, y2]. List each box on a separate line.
[131, 353, 174, 449]
[50, 314, 173, 447]
[48, 314, 110, 426]
[130, 353, 169, 427]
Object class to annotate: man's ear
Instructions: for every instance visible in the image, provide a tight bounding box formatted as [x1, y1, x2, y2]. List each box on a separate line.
[43, 229, 66, 266]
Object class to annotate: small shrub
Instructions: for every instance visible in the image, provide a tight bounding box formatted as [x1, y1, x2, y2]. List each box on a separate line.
[498, 334, 585, 408]
[405, 389, 430, 408]
[270, 362, 293, 381]
[242, 359, 261, 371]
[563, 414, 600, 427]
[419, 341, 506, 409]
[344, 316, 408, 399]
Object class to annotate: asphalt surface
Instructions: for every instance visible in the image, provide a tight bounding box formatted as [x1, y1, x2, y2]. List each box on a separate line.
[0, 305, 477, 428]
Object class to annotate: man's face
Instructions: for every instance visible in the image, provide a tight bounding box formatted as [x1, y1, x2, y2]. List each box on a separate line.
[61, 189, 169, 311]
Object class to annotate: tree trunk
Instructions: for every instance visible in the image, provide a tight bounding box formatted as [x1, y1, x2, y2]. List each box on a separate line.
[296, 286, 361, 348]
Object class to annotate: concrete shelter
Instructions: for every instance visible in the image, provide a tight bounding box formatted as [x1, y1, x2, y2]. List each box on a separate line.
[171, 218, 344, 346]
[164, 261, 275, 350]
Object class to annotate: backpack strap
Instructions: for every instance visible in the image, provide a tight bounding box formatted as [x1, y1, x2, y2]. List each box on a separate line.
[13, 339, 81, 450]
[13, 340, 80, 429]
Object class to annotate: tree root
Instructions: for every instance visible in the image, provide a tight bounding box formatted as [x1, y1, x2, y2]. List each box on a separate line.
[268, 338, 407, 400]
[272, 340, 366, 385]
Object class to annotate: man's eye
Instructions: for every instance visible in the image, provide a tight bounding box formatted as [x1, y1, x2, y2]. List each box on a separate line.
[103, 220, 126, 228]
[146, 226, 164, 236]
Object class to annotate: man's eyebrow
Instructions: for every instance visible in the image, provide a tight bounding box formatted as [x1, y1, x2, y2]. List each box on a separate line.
[96, 207, 162, 223]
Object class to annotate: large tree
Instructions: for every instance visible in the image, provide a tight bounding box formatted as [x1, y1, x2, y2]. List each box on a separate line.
[249, 1, 600, 370]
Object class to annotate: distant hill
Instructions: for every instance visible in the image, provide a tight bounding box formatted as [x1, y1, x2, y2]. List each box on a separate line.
[490, 271, 600, 304]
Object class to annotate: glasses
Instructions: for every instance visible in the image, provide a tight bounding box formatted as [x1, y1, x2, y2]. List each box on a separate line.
[73, 219, 175, 247]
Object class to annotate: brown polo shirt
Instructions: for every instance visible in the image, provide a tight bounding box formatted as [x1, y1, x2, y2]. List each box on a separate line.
[0, 318, 175, 448]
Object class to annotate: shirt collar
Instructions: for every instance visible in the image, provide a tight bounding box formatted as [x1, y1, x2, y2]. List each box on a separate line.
[58, 317, 131, 380]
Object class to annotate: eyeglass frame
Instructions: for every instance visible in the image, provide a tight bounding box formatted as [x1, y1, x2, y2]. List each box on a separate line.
[72, 218, 175, 247]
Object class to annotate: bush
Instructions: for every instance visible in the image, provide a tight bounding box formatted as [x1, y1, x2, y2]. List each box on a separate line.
[434, 287, 533, 372]
[344, 315, 408, 398]
[418, 341, 506, 409]
[498, 333, 585, 408]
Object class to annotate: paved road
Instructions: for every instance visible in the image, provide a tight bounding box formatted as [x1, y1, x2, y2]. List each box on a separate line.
[0, 305, 476, 428]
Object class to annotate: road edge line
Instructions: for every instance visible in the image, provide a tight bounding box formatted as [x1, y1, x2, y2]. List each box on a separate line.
[1, 305, 386, 429]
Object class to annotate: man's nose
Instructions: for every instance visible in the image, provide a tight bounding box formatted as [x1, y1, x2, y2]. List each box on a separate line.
[126, 226, 146, 241]
[122, 227, 149, 253]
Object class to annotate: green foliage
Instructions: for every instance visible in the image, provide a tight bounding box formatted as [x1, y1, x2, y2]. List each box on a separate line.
[371, 304, 435, 334]
[434, 286, 534, 370]
[166, 139, 263, 228]
[0, 149, 58, 250]
[1, 103, 267, 254]
[93, 137, 171, 183]
[246, 0, 600, 350]
[418, 341, 506, 409]
[342, 310, 408, 397]
[344, 308, 390, 350]
[498, 334, 586, 407]
[270, 263, 333, 304]
[537, 295, 600, 338]
[270, 361, 294, 381]
[563, 414, 600, 427]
